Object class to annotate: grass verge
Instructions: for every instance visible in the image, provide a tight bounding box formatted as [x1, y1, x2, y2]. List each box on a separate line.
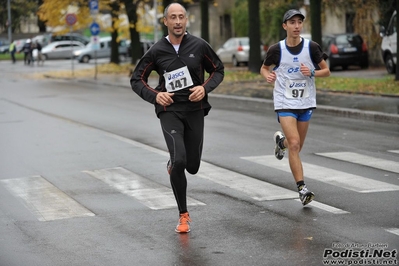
[27, 62, 399, 96]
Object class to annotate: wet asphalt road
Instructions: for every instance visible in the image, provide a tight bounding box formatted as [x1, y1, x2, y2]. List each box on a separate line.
[0, 60, 398, 266]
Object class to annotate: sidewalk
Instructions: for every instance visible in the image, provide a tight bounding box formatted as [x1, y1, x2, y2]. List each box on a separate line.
[73, 74, 399, 124]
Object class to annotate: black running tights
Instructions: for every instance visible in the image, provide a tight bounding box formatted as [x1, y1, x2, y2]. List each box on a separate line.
[159, 110, 204, 214]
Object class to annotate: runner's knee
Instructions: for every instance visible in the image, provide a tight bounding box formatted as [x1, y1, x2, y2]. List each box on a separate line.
[186, 161, 200, 174]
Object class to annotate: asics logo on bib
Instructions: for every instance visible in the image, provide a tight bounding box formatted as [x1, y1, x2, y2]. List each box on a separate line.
[287, 67, 300, 73]
[168, 71, 185, 80]
[289, 81, 306, 88]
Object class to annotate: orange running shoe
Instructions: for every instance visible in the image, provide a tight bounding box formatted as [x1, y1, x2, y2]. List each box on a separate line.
[167, 160, 172, 175]
[175, 212, 191, 233]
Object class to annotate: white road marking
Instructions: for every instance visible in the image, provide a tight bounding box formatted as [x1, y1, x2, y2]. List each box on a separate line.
[0, 176, 95, 221]
[385, 228, 399, 236]
[241, 155, 399, 193]
[388, 150, 399, 155]
[105, 132, 298, 201]
[316, 152, 399, 174]
[83, 167, 205, 210]
[104, 132, 350, 211]
[294, 199, 349, 214]
[197, 161, 298, 201]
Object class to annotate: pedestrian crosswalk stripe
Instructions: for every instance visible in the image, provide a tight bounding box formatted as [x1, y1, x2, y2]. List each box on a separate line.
[388, 150, 399, 155]
[0, 176, 95, 221]
[385, 228, 399, 236]
[198, 161, 298, 201]
[241, 155, 399, 193]
[293, 199, 349, 214]
[104, 132, 298, 201]
[104, 132, 352, 206]
[199, 162, 348, 213]
[316, 152, 399, 174]
[83, 167, 205, 210]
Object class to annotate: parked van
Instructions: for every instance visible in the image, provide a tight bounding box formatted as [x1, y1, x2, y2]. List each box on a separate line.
[380, 11, 397, 74]
[73, 36, 128, 63]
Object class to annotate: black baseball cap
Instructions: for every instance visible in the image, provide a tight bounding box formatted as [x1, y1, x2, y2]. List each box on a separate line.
[283, 9, 305, 23]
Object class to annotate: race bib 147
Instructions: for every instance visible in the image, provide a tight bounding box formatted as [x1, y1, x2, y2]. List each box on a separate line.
[163, 66, 194, 92]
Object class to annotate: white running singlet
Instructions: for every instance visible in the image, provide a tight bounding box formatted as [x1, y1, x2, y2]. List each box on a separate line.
[273, 38, 316, 110]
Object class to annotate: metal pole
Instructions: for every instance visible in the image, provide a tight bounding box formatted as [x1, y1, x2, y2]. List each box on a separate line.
[70, 26, 74, 77]
[153, 0, 157, 42]
[94, 50, 97, 80]
[7, 0, 12, 43]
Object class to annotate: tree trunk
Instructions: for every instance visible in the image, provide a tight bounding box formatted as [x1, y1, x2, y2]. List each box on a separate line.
[37, 0, 46, 32]
[310, 0, 322, 46]
[162, 0, 173, 36]
[200, 0, 209, 42]
[110, 0, 120, 65]
[248, 0, 261, 73]
[123, 0, 142, 64]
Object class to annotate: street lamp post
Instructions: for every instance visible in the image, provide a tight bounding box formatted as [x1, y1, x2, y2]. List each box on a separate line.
[7, 0, 12, 42]
[153, 0, 158, 42]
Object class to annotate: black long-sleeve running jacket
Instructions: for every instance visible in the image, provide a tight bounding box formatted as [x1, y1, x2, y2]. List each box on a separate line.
[130, 32, 224, 117]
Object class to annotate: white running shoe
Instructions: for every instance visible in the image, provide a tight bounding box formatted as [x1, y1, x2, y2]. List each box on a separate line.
[298, 185, 315, 206]
[273, 131, 286, 160]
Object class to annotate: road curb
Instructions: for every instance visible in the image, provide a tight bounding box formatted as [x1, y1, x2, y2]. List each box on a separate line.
[58, 76, 399, 124]
[209, 94, 399, 124]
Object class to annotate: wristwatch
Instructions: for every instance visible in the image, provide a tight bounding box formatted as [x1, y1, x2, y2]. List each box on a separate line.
[310, 68, 315, 77]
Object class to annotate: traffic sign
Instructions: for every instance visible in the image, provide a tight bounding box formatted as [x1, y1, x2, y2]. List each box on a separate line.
[91, 36, 100, 50]
[89, 0, 99, 15]
[90, 22, 100, 36]
[65, 13, 77, 26]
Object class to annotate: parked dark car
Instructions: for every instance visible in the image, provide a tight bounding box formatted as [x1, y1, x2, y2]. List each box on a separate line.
[322, 33, 368, 70]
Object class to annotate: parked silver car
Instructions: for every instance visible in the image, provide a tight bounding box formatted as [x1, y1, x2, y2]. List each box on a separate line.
[216, 37, 267, 66]
[0, 38, 10, 53]
[73, 36, 128, 63]
[41, 41, 86, 60]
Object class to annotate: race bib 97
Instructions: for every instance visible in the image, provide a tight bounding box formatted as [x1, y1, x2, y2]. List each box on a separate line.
[284, 79, 309, 99]
[163, 66, 194, 92]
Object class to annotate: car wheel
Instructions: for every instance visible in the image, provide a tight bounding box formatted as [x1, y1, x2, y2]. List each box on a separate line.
[232, 56, 239, 67]
[81, 55, 90, 63]
[385, 53, 396, 74]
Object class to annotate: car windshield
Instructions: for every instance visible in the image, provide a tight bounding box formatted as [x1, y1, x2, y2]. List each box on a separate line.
[239, 38, 249, 46]
[336, 35, 362, 46]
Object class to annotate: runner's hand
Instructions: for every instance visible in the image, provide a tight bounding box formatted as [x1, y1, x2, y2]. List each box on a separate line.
[300, 63, 311, 76]
[266, 71, 276, 83]
[189, 86, 205, 102]
[156, 92, 174, 106]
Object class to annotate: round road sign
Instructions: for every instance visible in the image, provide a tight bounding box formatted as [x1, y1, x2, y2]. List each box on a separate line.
[90, 22, 100, 36]
[65, 13, 77, 26]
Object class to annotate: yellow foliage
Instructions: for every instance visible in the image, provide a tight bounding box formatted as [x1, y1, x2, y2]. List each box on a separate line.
[37, 0, 187, 38]
[37, 0, 94, 33]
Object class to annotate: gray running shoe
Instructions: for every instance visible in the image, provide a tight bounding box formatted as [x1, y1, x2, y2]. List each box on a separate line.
[273, 131, 286, 160]
[298, 185, 315, 206]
